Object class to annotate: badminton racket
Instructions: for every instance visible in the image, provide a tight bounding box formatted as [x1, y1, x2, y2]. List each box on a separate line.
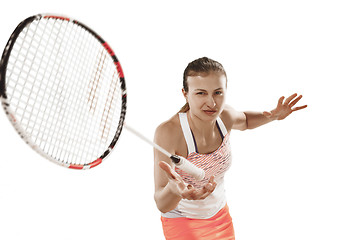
[0, 14, 205, 180]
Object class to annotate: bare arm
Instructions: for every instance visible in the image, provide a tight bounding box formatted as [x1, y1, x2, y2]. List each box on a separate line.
[153, 120, 217, 213]
[153, 122, 183, 213]
[244, 111, 273, 129]
[225, 93, 307, 131]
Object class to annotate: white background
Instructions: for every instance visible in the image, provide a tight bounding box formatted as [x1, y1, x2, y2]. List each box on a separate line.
[0, 0, 359, 239]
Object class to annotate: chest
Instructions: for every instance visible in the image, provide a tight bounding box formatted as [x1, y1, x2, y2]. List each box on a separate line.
[193, 133, 223, 154]
[175, 134, 232, 188]
[176, 130, 224, 156]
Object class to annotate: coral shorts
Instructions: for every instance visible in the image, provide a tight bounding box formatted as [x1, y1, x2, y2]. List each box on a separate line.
[161, 204, 235, 240]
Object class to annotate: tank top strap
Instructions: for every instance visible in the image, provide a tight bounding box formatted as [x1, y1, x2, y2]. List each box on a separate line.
[178, 112, 197, 154]
[179, 112, 228, 155]
[216, 116, 228, 137]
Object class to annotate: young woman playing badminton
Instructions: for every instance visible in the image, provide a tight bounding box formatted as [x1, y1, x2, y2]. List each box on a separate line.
[154, 57, 307, 240]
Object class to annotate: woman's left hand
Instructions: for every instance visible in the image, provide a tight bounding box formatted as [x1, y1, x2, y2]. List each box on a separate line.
[263, 93, 307, 120]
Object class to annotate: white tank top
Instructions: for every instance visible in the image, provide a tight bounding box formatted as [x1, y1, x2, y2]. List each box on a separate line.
[161, 112, 232, 219]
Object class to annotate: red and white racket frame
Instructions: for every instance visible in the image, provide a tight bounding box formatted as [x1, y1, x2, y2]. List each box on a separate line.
[0, 14, 127, 170]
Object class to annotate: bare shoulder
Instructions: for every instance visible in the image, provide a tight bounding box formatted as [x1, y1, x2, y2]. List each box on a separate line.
[154, 114, 183, 155]
[220, 105, 247, 131]
[155, 114, 182, 140]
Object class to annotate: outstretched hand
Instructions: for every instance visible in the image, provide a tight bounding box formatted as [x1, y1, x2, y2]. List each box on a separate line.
[263, 93, 307, 120]
[159, 161, 217, 200]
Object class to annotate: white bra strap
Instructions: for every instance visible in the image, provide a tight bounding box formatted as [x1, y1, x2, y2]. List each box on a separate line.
[216, 117, 228, 136]
[178, 113, 197, 154]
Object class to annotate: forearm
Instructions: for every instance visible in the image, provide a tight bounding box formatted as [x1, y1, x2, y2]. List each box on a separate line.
[154, 183, 182, 213]
[244, 111, 274, 129]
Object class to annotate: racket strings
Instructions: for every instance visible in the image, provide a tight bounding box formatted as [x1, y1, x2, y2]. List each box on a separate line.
[5, 17, 123, 165]
[36, 20, 82, 161]
[58, 25, 97, 163]
[72, 36, 108, 164]
[100, 71, 119, 140]
[46, 22, 78, 161]
[9, 19, 55, 142]
[35, 20, 73, 157]
[32, 20, 76, 160]
[44, 21, 91, 163]
[88, 48, 106, 114]
[55, 24, 111, 164]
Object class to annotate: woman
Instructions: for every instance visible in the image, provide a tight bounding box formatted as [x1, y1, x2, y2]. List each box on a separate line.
[154, 57, 307, 239]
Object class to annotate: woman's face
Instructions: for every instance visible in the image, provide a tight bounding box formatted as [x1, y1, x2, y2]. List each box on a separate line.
[184, 71, 227, 121]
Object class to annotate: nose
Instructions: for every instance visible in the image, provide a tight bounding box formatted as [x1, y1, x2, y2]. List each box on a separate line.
[206, 95, 216, 108]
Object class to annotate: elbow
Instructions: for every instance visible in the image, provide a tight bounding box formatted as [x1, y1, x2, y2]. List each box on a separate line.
[158, 206, 170, 214]
[154, 199, 171, 214]
[155, 203, 171, 214]
[159, 205, 177, 214]
[154, 193, 166, 213]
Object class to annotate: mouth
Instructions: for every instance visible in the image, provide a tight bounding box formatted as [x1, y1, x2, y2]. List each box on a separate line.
[203, 109, 217, 116]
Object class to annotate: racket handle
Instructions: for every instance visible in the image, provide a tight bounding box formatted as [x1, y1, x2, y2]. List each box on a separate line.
[170, 155, 205, 181]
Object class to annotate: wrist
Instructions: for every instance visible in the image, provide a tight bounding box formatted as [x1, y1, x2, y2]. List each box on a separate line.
[165, 180, 183, 199]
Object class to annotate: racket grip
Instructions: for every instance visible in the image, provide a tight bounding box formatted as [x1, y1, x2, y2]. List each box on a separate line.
[170, 155, 205, 181]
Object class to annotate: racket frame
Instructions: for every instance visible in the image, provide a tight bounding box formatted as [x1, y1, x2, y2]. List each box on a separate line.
[1, 14, 205, 180]
[0, 14, 127, 169]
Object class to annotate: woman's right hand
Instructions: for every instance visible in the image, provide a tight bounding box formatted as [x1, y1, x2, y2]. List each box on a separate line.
[159, 161, 217, 200]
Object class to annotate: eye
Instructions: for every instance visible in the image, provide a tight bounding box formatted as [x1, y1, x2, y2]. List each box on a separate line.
[196, 92, 206, 95]
[215, 91, 223, 95]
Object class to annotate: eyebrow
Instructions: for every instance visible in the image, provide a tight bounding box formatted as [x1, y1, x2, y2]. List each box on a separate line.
[194, 88, 224, 92]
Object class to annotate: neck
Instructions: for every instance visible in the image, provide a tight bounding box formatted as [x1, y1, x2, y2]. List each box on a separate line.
[187, 111, 217, 139]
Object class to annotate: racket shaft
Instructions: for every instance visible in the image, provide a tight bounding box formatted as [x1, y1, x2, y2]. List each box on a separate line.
[124, 124, 171, 157]
[124, 124, 205, 180]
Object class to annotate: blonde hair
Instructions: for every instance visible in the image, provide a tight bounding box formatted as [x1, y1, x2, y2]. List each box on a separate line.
[179, 57, 227, 112]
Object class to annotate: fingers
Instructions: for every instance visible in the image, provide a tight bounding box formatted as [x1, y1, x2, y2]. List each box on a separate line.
[284, 93, 297, 105]
[292, 105, 308, 111]
[181, 187, 197, 200]
[283, 93, 307, 110]
[198, 176, 217, 200]
[159, 161, 177, 180]
[181, 176, 217, 200]
[159, 162, 219, 200]
[277, 96, 285, 108]
[201, 176, 217, 194]
[159, 161, 217, 200]
[288, 94, 302, 108]
[288, 94, 307, 112]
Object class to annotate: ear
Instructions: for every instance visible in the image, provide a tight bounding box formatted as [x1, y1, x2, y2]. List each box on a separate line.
[182, 89, 188, 100]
